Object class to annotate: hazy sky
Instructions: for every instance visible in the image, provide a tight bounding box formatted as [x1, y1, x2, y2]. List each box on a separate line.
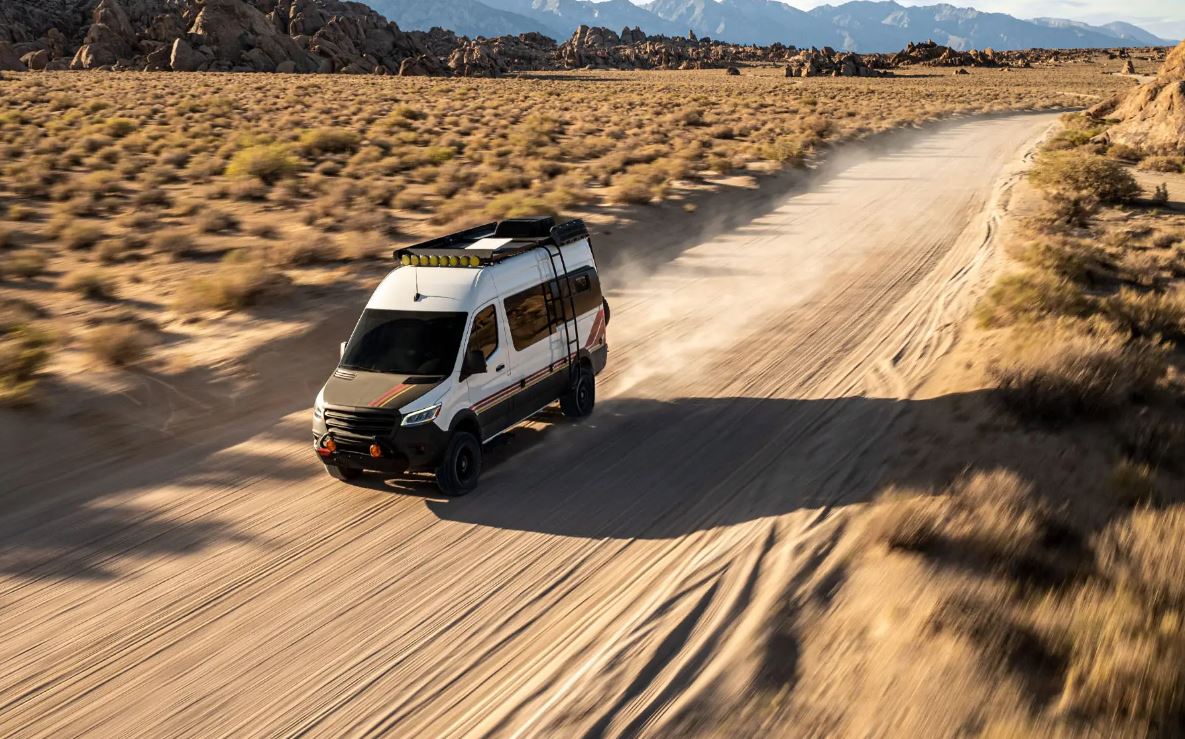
[778, 0, 1185, 39]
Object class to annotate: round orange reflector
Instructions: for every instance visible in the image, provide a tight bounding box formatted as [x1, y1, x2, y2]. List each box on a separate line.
[369, 443, 382, 458]
[323, 437, 337, 453]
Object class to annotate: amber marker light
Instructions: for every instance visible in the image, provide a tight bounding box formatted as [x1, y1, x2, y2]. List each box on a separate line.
[369, 443, 383, 458]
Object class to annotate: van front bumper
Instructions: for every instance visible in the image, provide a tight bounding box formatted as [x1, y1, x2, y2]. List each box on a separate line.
[314, 421, 450, 474]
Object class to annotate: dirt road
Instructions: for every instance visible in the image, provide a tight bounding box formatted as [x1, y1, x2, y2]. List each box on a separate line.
[0, 113, 1057, 737]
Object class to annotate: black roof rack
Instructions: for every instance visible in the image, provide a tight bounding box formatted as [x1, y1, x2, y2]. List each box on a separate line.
[393, 217, 590, 267]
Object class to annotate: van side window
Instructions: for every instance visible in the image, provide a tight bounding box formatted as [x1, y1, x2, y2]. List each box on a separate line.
[504, 284, 551, 350]
[467, 305, 499, 360]
[550, 267, 604, 321]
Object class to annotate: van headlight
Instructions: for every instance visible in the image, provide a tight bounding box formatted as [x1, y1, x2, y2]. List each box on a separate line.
[313, 400, 325, 420]
[401, 402, 442, 427]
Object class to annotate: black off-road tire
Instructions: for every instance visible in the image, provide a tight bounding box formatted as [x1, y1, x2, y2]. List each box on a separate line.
[435, 431, 482, 497]
[560, 365, 596, 418]
[325, 463, 362, 482]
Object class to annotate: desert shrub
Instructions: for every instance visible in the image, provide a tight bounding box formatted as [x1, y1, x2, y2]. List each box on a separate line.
[1059, 507, 1185, 723]
[195, 208, 239, 234]
[1106, 143, 1143, 163]
[1118, 416, 1185, 472]
[1033, 190, 1100, 230]
[61, 269, 116, 300]
[150, 229, 197, 257]
[608, 174, 662, 205]
[1151, 183, 1169, 205]
[58, 223, 105, 250]
[870, 470, 1080, 584]
[104, 118, 137, 138]
[1138, 155, 1184, 173]
[484, 192, 556, 221]
[758, 136, 806, 165]
[226, 144, 299, 184]
[1104, 288, 1185, 341]
[299, 128, 361, 156]
[1029, 151, 1141, 204]
[0, 321, 52, 406]
[173, 254, 273, 311]
[865, 487, 948, 552]
[1014, 239, 1114, 285]
[1109, 459, 1158, 508]
[992, 334, 1166, 423]
[85, 323, 150, 367]
[392, 189, 426, 211]
[0, 225, 20, 250]
[0, 250, 49, 280]
[976, 271, 1091, 327]
[272, 235, 339, 266]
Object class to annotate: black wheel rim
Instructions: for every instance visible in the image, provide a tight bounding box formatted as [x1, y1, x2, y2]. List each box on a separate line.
[455, 446, 475, 483]
[578, 379, 591, 410]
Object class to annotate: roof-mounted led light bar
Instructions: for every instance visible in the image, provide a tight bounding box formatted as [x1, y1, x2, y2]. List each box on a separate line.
[393, 217, 590, 269]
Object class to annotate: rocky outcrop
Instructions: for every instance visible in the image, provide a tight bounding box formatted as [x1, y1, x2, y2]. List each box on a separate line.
[1091, 39, 1185, 154]
[447, 32, 554, 76]
[555, 25, 796, 71]
[785, 47, 886, 77]
[0, 0, 443, 74]
[890, 40, 1000, 67]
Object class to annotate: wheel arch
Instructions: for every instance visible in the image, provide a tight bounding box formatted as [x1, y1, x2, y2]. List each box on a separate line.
[449, 408, 481, 439]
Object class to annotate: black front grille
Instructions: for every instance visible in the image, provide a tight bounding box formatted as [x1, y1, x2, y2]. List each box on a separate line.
[324, 406, 399, 448]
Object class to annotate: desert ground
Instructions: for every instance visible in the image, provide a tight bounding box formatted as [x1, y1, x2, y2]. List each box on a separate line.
[2, 55, 1184, 737]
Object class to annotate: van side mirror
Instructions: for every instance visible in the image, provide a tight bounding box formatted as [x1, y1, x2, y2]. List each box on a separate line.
[462, 349, 487, 378]
[339, 341, 347, 360]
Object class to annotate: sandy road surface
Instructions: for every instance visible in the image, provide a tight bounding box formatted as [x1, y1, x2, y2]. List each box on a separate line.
[0, 113, 1056, 737]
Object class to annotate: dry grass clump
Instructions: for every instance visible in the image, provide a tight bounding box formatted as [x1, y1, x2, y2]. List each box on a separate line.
[272, 234, 340, 266]
[1138, 155, 1185, 173]
[299, 128, 360, 156]
[84, 323, 151, 367]
[1109, 459, 1158, 508]
[225, 144, 300, 184]
[1029, 151, 1141, 204]
[1104, 288, 1185, 342]
[58, 222, 105, 250]
[869, 469, 1083, 585]
[195, 208, 239, 234]
[60, 269, 116, 300]
[1056, 506, 1185, 725]
[0, 250, 50, 280]
[0, 301, 52, 406]
[992, 331, 1166, 424]
[975, 270, 1091, 327]
[173, 254, 274, 311]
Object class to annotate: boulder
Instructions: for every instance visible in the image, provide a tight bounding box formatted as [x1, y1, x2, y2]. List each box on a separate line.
[1093, 40, 1185, 154]
[725, 65, 739, 75]
[169, 37, 208, 71]
[0, 41, 24, 70]
[70, 0, 138, 69]
[276, 59, 296, 73]
[1121, 59, 1136, 74]
[21, 48, 49, 70]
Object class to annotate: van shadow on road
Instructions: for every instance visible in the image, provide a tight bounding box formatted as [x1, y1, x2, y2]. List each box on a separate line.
[373, 391, 1030, 541]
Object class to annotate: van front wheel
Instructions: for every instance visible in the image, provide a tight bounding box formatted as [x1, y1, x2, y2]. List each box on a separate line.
[436, 431, 482, 497]
[561, 365, 595, 418]
[325, 463, 362, 482]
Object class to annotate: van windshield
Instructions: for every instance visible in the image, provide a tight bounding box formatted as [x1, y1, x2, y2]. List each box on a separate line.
[340, 309, 467, 376]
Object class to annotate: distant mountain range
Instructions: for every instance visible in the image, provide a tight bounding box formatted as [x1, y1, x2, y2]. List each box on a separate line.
[372, 0, 1178, 52]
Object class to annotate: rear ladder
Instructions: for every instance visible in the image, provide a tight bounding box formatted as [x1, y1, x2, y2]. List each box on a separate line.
[539, 244, 581, 387]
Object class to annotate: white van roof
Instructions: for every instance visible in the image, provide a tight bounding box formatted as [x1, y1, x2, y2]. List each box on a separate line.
[367, 218, 596, 315]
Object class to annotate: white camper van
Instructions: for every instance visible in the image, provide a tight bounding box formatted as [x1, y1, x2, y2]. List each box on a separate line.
[312, 217, 609, 495]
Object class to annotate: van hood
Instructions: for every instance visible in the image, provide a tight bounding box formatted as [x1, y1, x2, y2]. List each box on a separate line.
[322, 368, 445, 411]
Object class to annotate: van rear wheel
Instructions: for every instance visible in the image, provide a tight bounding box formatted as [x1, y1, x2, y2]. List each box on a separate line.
[561, 365, 595, 418]
[436, 431, 482, 497]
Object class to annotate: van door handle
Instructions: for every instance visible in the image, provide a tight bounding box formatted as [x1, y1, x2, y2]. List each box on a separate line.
[495, 364, 506, 372]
